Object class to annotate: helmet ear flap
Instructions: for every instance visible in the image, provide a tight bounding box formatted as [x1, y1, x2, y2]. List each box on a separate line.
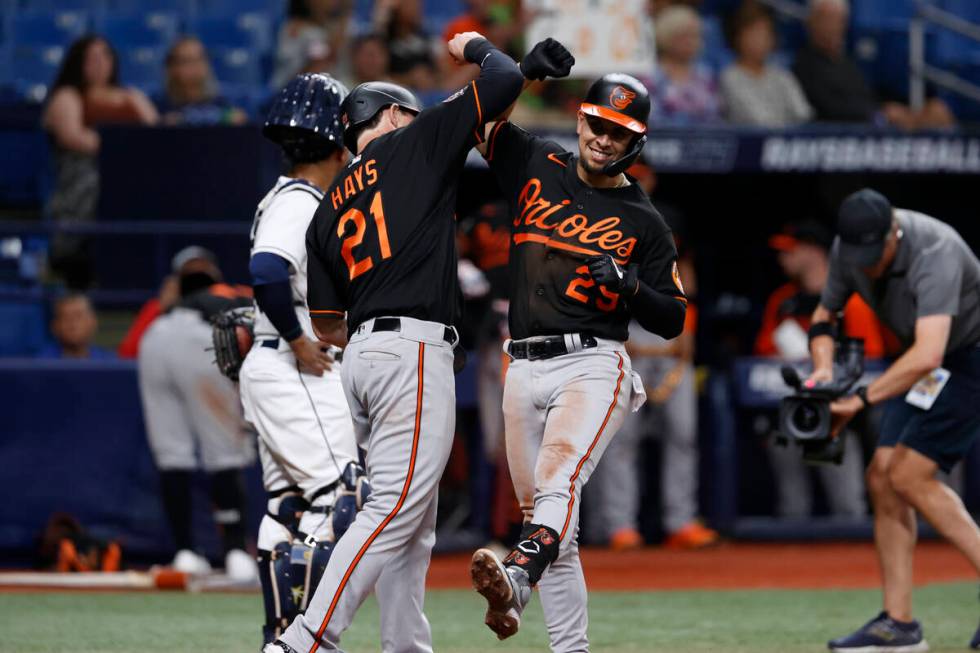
[601, 133, 647, 177]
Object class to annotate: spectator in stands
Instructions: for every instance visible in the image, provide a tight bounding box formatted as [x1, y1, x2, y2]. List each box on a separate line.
[792, 0, 953, 129]
[374, 0, 440, 94]
[348, 33, 393, 87]
[754, 220, 878, 518]
[440, 1, 529, 90]
[271, 0, 354, 91]
[648, 5, 722, 124]
[157, 37, 246, 126]
[721, 2, 813, 127]
[37, 293, 115, 360]
[42, 35, 158, 289]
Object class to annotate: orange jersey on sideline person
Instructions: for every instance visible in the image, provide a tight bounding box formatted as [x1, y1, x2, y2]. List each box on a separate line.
[754, 282, 885, 358]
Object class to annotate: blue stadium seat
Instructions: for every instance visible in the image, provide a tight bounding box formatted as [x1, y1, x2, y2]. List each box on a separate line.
[935, 31, 976, 65]
[17, 0, 106, 11]
[105, 0, 196, 16]
[192, 13, 273, 52]
[939, 0, 980, 23]
[209, 46, 262, 87]
[10, 45, 64, 103]
[118, 45, 165, 92]
[197, 0, 284, 14]
[700, 14, 733, 72]
[851, 0, 914, 30]
[99, 12, 180, 49]
[11, 11, 89, 47]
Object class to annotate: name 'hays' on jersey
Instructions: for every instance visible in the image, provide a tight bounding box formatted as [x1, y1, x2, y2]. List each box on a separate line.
[305, 96, 495, 333]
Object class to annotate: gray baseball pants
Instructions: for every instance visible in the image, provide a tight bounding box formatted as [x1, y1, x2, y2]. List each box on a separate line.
[279, 317, 456, 653]
[503, 337, 642, 652]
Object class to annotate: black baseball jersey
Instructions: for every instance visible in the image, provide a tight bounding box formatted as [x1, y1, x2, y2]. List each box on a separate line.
[484, 121, 685, 342]
[306, 50, 522, 333]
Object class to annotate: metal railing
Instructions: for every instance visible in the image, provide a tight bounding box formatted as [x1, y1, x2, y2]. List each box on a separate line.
[910, 1, 980, 110]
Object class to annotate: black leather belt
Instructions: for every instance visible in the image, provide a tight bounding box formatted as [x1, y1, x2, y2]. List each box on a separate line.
[368, 317, 457, 345]
[259, 338, 343, 362]
[508, 335, 598, 361]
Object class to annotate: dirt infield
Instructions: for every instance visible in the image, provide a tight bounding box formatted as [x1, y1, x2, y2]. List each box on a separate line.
[426, 541, 975, 591]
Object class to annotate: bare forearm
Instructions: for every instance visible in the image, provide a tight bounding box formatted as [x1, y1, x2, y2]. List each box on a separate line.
[866, 345, 939, 404]
[312, 317, 348, 348]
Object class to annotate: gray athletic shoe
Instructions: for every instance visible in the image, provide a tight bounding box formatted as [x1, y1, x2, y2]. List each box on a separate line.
[470, 548, 531, 640]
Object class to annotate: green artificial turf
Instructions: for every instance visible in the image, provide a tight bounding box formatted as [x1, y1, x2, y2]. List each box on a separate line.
[0, 582, 975, 652]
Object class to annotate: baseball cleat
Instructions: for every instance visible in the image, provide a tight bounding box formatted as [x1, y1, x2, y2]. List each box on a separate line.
[470, 548, 530, 640]
[828, 612, 929, 652]
[224, 548, 259, 584]
[262, 640, 299, 653]
[171, 549, 212, 576]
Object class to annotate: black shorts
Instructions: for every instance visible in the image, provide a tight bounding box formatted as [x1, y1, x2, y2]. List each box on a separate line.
[878, 343, 980, 473]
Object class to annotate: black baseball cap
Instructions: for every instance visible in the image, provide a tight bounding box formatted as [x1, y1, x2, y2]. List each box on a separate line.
[837, 188, 893, 266]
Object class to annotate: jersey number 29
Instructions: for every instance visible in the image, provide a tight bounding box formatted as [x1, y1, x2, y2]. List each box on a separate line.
[338, 191, 392, 280]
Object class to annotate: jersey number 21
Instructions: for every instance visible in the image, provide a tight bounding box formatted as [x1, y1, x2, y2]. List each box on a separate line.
[338, 191, 391, 280]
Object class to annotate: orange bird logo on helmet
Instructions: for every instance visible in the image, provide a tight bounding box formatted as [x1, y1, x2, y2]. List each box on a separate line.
[609, 85, 636, 110]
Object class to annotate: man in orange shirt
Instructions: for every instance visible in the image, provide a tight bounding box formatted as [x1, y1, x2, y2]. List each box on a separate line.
[755, 220, 882, 518]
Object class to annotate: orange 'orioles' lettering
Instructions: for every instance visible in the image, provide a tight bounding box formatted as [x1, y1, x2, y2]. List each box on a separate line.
[331, 159, 380, 210]
[337, 190, 392, 280]
[516, 178, 637, 261]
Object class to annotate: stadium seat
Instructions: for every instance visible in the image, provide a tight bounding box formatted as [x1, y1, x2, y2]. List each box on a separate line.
[700, 14, 733, 72]
[11, 11, 89, 48]
[10, 45, 64, 103]
[99, 12, 180, 49]
[939, 0, 980, 23]
[197, 0, 284, 14]
[851, 0, 914, 30]
[118, 45, 165, 93]
[192, 13, 273, 52]
[17, 0, 106, 11]
[105, 0, 196, 17]
[209, 47, 262, 87]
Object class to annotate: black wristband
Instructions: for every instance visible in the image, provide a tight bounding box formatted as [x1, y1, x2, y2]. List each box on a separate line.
[463, 37, 495, 65]
[807, 321, 835, 343]
[856, 385, 872, 409]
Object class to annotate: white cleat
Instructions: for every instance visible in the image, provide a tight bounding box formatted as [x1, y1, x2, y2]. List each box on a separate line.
[171, 549, 212, 576]
[224, 548, 259, 583]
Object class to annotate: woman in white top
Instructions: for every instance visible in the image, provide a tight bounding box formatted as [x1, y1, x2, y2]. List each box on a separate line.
[720, 2, 812, 127]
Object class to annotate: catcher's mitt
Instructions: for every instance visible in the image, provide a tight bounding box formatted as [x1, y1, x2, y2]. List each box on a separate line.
[210, 307, 255, 381]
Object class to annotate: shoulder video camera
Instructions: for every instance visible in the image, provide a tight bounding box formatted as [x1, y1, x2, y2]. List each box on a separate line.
[778, 337, 865, 465]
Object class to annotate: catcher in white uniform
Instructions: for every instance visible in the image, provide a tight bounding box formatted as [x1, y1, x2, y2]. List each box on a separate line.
[237, 73, 366, 647]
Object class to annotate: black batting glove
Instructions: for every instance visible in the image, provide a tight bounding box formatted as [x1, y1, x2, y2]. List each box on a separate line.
[520, 38, 575, 81]
[587, 255, 638, 295]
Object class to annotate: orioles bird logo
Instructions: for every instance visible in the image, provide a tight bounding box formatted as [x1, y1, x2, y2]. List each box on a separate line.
[609, 85, 636, 110]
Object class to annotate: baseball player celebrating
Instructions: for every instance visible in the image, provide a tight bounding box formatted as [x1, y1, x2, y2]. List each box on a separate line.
[470, 73, 687, 650]
[266, 33, 571, 653]
[237, 73, 362, 647]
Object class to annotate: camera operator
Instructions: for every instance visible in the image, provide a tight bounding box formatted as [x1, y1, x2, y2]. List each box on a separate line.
[807, 189, 980, 652]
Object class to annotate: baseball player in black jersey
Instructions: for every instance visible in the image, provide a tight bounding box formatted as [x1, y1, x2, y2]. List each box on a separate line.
[266, 32, 572, 653]
[469, 73, 688, 650]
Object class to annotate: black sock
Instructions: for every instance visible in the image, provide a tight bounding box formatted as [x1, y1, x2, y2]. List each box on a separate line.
[209, 468, 248, 554]
[159, 470, 193, 552]
[503, 523, 560, 585]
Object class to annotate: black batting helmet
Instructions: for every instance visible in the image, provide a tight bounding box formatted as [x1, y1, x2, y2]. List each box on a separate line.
[264, 73, 347, 163]
[339, 81, 422, 153]
[580, 73, 650, 176]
